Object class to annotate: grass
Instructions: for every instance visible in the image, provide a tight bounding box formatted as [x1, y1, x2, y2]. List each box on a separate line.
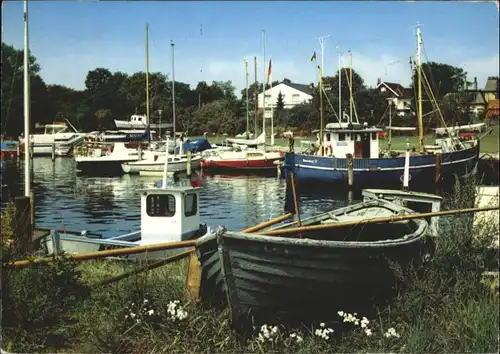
[203, 124, 499, 154]
[1, 178, 499, 353]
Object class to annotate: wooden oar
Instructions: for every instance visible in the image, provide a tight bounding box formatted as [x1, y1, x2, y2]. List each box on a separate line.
[259, 205, 499, 237]
[9, 239, 197, 268]
[241, 213, 293, 233]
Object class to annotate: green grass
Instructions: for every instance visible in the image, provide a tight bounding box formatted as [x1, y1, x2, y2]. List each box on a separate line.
[1, 179, 499, 353]
[203, 125, 499, 154]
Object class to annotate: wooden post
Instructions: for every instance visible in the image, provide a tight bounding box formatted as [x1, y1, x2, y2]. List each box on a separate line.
[51, 142, 55, 161]
[137, 143, 142, 161]
[50, 229, 61, 255]
[14, 196, 33, 255]
[185, 249, 202, 302]
[435, 152, 441, 195]
[186, 151, 192, 176]
[29, 189, 35, 230]
[16, 139, 20, 159]
[290, 170, 302, 228]
[30, 140, 34, 159]
[346, 153, 354, 202]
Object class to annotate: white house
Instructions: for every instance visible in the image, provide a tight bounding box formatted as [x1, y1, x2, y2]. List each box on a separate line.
[376, 79, 413, 117]
[257, 80, 314, 119]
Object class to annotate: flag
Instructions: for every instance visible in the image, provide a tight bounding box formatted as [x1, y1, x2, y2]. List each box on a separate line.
[266, 59, 272, 85]
[310, 51, 316, 62]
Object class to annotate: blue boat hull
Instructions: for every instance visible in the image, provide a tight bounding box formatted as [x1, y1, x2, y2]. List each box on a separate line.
[283, 145, 479, 189]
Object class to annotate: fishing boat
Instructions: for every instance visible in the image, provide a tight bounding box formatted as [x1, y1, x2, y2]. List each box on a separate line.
[281, 25, 480, 189]
[210, 198, 429, 328]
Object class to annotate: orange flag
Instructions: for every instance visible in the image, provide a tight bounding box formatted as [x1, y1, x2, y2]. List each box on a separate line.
[266, 59, 272, 85]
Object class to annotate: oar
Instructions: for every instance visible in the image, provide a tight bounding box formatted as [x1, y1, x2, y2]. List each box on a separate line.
[9, 239, 197, 268]
[259, 205, 499, 237]
[241, 213, 293, 233]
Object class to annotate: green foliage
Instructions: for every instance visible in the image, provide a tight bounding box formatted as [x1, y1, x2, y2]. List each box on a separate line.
[2, 260, 91, 352]
[0, 40, 482, 137]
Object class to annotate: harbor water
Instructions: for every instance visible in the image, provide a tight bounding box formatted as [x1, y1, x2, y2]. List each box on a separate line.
[0, 158, 352, 237]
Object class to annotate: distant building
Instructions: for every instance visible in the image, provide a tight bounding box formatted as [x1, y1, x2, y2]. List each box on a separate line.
[470, 76, 499, 114]
[257, 80, 314, 119]
[376, 79, 414, 117]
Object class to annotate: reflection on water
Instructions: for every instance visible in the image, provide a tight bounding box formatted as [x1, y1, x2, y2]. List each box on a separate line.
[1, 158, 352, 237]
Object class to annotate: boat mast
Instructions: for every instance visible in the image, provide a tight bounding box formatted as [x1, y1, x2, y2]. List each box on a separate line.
[349, 50, 353, 124]
[171, 40, 176, 156]
[337, 48, 342, 122]
[254, 56, 258, 136]
[319, 65, 324, 156]
[145, 23, 150, 126]
[24, 0, 31, 197]
[245, 59, 249, 139]
[262, 30, 266, 142]
[416, 23, 423, 152]
[317, 35, 329, 156]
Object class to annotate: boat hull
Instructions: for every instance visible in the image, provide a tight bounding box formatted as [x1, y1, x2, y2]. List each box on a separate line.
[76, 158, 137, 175]
[122, 156, 202, 174]
[217, 222, 428, 329]
[201, 156, 283, 172]
[282, 145, 479, 189]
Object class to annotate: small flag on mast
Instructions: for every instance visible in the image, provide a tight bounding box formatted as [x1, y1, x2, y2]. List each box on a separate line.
[266, 59, 272, 85]
[310, 51, 317, 62]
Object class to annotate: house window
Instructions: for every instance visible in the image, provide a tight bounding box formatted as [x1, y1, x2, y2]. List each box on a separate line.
[265, 94, 271, 98]
[339, 133, 346, 141]
[146, 194, 176, 217]
[184, 193, 198, 217]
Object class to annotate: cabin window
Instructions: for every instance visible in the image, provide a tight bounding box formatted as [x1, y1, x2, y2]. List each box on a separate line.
[339, 133, 346, 141]
[326, 133, 331, 141]
[146, 194, 176, 217]
[184, 193, 198, 217]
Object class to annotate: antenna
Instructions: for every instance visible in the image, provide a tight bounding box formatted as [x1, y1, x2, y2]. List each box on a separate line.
[316, 34, 331, 74]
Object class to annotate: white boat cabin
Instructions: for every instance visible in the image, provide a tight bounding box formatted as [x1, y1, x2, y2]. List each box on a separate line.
[33, 122, 71, 135]
[140, 185, 201, 245]
[316, 122, 383, 159]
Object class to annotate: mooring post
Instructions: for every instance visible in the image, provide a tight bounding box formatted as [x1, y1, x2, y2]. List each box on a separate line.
[137, 143, 142, 161]
[30, 140, 34, 159]
[14, 196, 33, 255]
[51, 142, 55, 161]
[185, 249, 202, 302]
[435, 152, 441, 195]
[346, 153, 354, 202]
[29, 189, 35, 230]
[16, 139, 20, 159]
[186, 151, 192, 177]
[50, 229, 61, 255]
[402, 140, 410, 192]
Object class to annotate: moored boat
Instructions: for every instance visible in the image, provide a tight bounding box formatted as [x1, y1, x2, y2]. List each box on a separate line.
[122, 154, 202, 174]
[200, 197, 430, 329]
[201, 149, 284, 173]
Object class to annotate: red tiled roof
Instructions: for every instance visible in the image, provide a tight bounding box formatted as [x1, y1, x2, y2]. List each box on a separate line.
[486, 99, 499, 119]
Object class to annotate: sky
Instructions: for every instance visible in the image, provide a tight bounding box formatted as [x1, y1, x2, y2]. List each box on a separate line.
[2, 1, 499, 97]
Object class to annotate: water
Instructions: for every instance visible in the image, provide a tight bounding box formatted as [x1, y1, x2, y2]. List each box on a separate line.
[1, 158, 350, 237]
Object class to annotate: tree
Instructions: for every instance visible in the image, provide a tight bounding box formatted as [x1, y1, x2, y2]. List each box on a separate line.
[410, 61, 467, 126]
[276, 91, 285, 110]
[1, 42, 46, 137]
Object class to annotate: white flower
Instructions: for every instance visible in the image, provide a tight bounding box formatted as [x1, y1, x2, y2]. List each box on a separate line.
[296, 335, 303, 343]
[320, 322, 325, 327]
[384, 327, 400, 338]
[365, 328, 373, 336]
[143, 299, 149, 304]
[337, 311, 345, 317]
[147, 309, 154, 316]
[289, 333, 296, 338]
[130, 312, 136, 319]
